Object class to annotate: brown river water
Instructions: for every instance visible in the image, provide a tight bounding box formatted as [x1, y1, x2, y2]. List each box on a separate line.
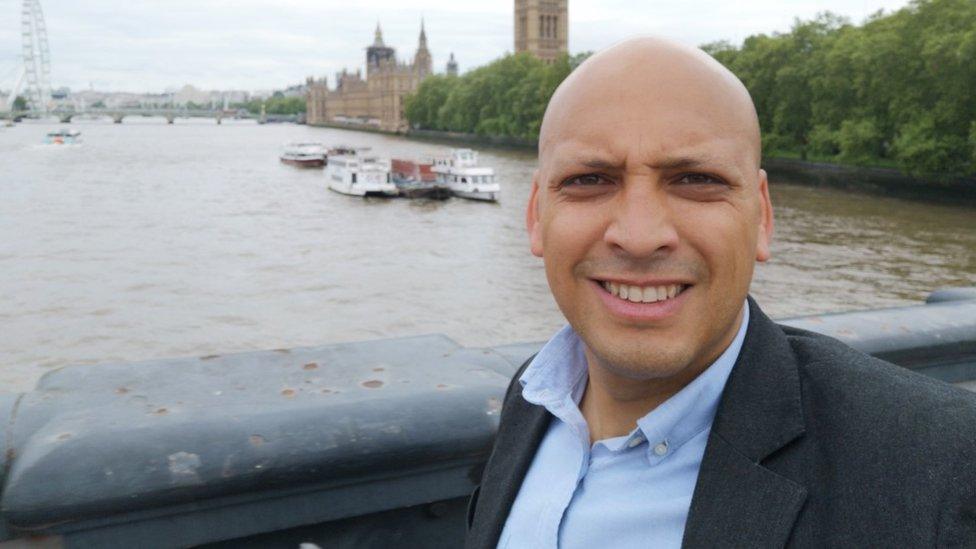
[1, 120, 973, 392]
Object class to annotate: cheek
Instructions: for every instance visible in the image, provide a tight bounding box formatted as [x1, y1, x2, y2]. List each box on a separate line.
[673, 202, 758, 284]
[542, 205, 607, 263]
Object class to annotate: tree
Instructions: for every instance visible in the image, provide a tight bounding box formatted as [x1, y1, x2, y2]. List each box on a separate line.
[12, 96, 27, 111]
[706, 0, 976, 177]
[405, 52, 573, 140]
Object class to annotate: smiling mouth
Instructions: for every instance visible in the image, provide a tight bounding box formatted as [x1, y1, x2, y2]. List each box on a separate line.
[598, 281, 689, 304]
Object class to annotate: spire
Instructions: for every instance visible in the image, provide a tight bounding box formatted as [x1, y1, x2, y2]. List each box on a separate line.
[418, 18, 428, 50]
[446, 52, 459, 77]
[373, 22, 385, 47]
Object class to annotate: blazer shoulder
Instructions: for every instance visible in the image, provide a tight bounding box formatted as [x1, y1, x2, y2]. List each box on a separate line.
[779, 322, 976, 437]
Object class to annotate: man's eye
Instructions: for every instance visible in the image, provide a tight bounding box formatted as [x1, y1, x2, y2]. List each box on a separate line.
[562, 174, 609, 187]
[677, 173, 723, 185]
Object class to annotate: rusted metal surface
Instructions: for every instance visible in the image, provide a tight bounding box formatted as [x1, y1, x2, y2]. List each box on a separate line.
[0, 289, 971, 547]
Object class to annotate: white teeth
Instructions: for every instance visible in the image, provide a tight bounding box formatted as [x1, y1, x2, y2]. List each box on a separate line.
[602, 281, 685, 303]
[642, 286, 656, 302]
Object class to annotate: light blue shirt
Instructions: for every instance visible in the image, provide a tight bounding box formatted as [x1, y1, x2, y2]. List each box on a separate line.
[497, 304, 749, 549]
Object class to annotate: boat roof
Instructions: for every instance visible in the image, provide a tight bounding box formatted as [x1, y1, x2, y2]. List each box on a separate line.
[449, 167, 494, 175]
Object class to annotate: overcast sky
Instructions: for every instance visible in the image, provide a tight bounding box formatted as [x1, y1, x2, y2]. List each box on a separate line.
[0, 0, 912, 93]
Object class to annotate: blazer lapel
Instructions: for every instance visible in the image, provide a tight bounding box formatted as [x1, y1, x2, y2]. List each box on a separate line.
[682, 298, 808, 548]
[466, 382, 551, 549]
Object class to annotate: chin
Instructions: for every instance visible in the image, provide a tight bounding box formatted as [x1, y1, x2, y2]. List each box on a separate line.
[585, 336, 696, 381]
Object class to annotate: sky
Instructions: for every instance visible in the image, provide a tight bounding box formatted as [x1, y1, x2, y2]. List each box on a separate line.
[0, 0, 913, 93]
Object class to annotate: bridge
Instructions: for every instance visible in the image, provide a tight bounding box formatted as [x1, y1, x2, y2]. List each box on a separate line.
[0, 107, 303, 125]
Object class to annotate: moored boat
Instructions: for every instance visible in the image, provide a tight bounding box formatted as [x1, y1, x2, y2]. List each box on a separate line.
[391, 158, 452, 200]
[44, 129, 82, 145]
[431, 149, 500, 202]
[326, 152, 398, 197]
[280, 142, 326, 167]
[327, 145, 363, 158]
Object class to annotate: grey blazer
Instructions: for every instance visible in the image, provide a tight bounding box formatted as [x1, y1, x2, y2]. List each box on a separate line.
[465, 298, 976, 548]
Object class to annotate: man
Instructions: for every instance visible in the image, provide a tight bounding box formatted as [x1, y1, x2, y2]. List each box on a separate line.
[465, 37, 976, 548]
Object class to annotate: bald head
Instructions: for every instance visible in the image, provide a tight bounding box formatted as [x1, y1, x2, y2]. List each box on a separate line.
[540, 37, 761, 169]
[524, 37, 775, 392]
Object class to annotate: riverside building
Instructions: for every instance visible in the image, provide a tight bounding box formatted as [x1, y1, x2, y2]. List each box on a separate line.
[306, 22, 433, 133]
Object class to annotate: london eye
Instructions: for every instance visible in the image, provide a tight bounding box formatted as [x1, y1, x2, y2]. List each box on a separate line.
[10, 0, 52, 113]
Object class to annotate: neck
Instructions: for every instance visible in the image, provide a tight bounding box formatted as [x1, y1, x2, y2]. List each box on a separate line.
[580, 306, 745, 443]
[580, 353, 706, 443]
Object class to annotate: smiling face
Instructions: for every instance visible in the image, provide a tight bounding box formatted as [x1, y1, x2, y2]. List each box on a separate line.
[528, 38, 773, 383]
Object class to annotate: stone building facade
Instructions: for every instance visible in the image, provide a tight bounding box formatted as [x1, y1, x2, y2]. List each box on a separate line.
[514, 0, 568, 63]
[306, 23, 433, 132]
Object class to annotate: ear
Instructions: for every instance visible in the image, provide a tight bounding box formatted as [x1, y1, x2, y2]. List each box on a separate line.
[526, 172, 544, 257]
[755, 169, 774, 263]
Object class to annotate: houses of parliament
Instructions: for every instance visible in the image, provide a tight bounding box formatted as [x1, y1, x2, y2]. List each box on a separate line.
[305, 1, 568, 132]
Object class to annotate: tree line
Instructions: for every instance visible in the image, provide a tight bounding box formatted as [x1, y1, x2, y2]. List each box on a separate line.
[404, 53, 586, 141]
[237, 95, 306, 116]
[404, 0, 975, 178]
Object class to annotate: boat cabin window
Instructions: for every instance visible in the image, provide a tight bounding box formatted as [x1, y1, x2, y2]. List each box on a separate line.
[461, 177, 467, 183]
[352, 173, 357, 183]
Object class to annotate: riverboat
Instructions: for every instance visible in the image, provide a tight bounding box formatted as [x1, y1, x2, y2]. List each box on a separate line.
[431, 149, 500, 202]
[328, 145, 363, 158]
[44, 129, 82, 145]
[280, 142, 326, 167]
[391, 158, 451, 200]
[325, 152, 398, 197]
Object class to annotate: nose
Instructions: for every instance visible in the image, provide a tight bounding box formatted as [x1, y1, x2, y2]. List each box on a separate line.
[603, 181, 679, 259]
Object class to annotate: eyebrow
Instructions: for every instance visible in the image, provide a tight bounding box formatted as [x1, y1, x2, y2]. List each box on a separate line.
[566, 155, 724, 172]
[579, 158, 622, 170]
[647, 156, 709, 170]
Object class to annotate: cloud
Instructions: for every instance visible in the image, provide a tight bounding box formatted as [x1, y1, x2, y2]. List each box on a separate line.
[0, 0, 911, 92]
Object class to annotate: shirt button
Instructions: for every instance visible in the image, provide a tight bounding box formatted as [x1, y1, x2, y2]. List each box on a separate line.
[653, 441, 669, 456]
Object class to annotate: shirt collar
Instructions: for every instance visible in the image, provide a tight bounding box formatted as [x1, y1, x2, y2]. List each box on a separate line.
[519, 302, 749, 463]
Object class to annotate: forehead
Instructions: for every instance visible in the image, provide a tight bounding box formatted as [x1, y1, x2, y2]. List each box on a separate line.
[539, 56, 758, 171]
[542, 107, 750, 178]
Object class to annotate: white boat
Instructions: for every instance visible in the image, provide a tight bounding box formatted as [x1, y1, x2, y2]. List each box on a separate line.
[431, 149, 500, 202]
[44, 128, 82, 145]
[325, 153, 398, 197]
[280, 142, 326, 167]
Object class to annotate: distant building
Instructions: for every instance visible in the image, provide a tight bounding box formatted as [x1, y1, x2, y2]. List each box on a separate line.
[446, 52, 459, 76]
[306, 21, 433, 132]
[514, 0, 568, 64]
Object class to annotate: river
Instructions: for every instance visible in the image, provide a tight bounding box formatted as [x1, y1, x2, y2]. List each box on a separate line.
[1, 119, 973, 392]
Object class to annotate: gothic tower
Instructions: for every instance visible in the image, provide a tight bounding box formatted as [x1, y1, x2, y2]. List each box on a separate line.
[366, 22, 396, 77]
[446, 52, 459, 77]
[514, 0, 568, 64]
[413, 19, 433, 79]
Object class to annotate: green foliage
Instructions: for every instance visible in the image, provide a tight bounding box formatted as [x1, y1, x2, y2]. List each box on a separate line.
[237, 96, 306, 115]
[711, 0, 976, 177]
[12, 96, 27, 111]
[404, 52, 573, 140]
[405, 0, 974, 178]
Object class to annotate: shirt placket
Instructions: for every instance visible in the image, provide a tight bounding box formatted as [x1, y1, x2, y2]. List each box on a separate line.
[538, 396, 592, 548]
